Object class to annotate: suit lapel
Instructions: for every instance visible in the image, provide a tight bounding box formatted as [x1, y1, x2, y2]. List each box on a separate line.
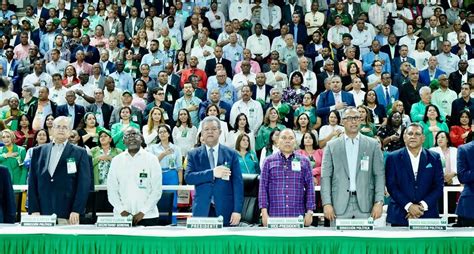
[42, 143, 54, 176]
[54, 143, 73, 175]
[355, 136, 365, 179]
[201, 145, 211, 169]
[417, 149, 428, 183]
[401, 148, 416, 183]
[339, 138, 350, 177]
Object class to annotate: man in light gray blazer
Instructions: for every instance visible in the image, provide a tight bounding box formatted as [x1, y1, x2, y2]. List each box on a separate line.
[124, 7, 144, 40]
[321, 107, 385, 221]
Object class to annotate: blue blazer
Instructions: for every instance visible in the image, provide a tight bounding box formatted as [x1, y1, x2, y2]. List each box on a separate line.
[288, 23, 308, 45]
[316, 90, 355, 125]
[456, 141, 474, 219]
[385, 148, 444, 226]
[56, 104, 86, 130]
[419, 68, 446, 86]
[28, 143, 92, 219]
[102, 62, 116, 76]
[373, 84, 399, 108]
[185, 145, 244, 226]
[71, 45, 100, 65]
[391, 56, 416, 76]
[362, 51, 391, 76]
[0, 165, 15, 223]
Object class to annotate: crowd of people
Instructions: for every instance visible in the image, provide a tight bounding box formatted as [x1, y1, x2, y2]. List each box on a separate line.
[0, 0, 473, 227]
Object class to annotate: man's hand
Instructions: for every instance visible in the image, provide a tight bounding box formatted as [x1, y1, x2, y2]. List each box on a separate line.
[371, 202, 383, 220]
[261, 209, 269, 227]
[230, 212, 241, 226]
[133, 212, 145, 225]
[304, 211, 313, 226]
[444, 172, 456, 185]
[213, 166, 231, 178]
[335, 102, 347, 110]
[323, 204, 336, 221]
[407, 204, 424, 218]
[69, 212, 80, 225]
[120, 210, 131, 217]
[32, 212, 40, 216]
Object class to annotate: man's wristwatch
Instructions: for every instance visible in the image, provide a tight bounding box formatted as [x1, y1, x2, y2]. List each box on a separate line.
[306, 210, 314, 215]
[374, 201, 384, 205]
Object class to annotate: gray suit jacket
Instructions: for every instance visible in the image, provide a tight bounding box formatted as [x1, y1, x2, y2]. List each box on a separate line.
[124, 17, 144, 39]
[286, 56, 313, 76]
[104, 19, 123, 38]
[321, 134, 385, 215]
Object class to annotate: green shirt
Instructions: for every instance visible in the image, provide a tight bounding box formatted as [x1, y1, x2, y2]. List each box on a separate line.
[111, 122, 141, 151]
[0, 145, 27, 185]
[255, 123, 285, 151]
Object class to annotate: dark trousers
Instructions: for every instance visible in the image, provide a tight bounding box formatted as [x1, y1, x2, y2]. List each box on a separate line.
[455, 217, 474, 227]
[137, 217, 160, 226]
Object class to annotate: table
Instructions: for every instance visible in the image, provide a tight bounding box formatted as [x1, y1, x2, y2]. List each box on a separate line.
[0, 225, 472, 254]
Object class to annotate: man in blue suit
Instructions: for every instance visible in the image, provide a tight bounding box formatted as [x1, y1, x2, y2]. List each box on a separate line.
[0, 165, 16, 223]
[185, 116, 244, 226]
[419, 56, 446, 86]
[455, 140, 474, 227]
[28, 116, 92, 224]
[55, 90, 86, 130]
[317, 75, 355, 125]
[391, 45, 416, 76]
[385, 123, 444, 226]
[373, 72, 399, 109]
[288, 13, 307, 45]
[362, 40, 391, 76]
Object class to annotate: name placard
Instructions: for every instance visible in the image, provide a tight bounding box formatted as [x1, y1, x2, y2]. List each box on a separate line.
[335, 218, 374, 230]
[186, 216, 224, 229]
[409, 218, 448, 230]
[96, 216, 133, 227]
[21, 214, 57, 227]
[267, 216, 304, 229]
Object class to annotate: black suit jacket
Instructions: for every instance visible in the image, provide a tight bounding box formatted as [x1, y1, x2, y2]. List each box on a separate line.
[86, 103, 114, 129]
[0, 166, 15, 223]
[281, 4, 304, 25]
[34, 7, 49, 20]
[288, 23, 308, 45]
[336, 45, 360, 62]
[380, 44, 400, 61]
[71, 45, 100, 64]
[205, 58, 233, 78]
[449, 71, 472, 95]
[56, 104, 86, 129]
[251, 84, 272, 103]
[144, 101, 175, 127]
[28, 143, 92, 219]
[27, 100, 58, 123]
[314, 58, 340, 75]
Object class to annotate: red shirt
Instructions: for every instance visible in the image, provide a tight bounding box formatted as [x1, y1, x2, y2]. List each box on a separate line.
[180, 68, 208, 90]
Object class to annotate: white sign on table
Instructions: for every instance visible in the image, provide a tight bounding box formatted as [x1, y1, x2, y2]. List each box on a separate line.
[21, 214, 57, 227]
[408, 218, 448, 230]
[187, 216, 224, 229]
[96, 216, 133, 228]
[267, 216, 304, 229]
[335, 218, 374, 230]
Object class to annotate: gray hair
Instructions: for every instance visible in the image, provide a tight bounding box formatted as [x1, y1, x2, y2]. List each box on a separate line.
[419, 86, 431, 96]
[270, 87, 282, 94]
[53, 116, 72, 130]
[22, 84, 36, 95]
[201, 116, 221, 130]
[405, 122, 424, 134]
[341, 106, 360, 119]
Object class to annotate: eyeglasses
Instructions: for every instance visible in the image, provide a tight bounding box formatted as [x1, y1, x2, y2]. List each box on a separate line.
[343, 116, 361, 122]
[124, 132, 140, 138]
[203, 127, 219, 132]
[53, 125, 69, 130]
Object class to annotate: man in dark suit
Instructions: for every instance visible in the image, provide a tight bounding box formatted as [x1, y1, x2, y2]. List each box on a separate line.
[144, 87, 175, 127]
[28, 116, 92, 224]
[281, 0, 303, 26]
[316, 59, 336, 97]
[313, 47, 339, 75]
[344, 0, 362, 23]
[165, 62, 181, 90]
[154, 71, 179, 105]
[335, 33, 360, 62]
[71, 35, 100, 64]
[185, 116, 243, 226]
[450, 83, 474, 126]
[399, 68, 424, 113]
[448, 60, 471, 94]
[0, 166, 16, 224]
[251, 73, 272, 104]
[205, 46, 233, 78]
[56, 90, 86, 130]
[34, 0, 50, 20]
[86, 88, 114, 129]
[385, 123, 444, 226]
[288, 13, 307, 45]
[391, 45, 416, 77]
[317, 75, 355, 125]
[27, 87, 58, 131]
[380, 33, 400, 62]
[455, 139, 474, 227]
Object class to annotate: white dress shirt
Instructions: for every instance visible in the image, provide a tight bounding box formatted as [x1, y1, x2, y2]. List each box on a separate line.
[107, 148, 163, 219]
[405, 149, 429, 212]
[344, 134, 360, 192]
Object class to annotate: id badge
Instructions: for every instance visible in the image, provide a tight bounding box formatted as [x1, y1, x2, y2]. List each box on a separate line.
[163, 112, 169, 120]
[219, 114, 225, 120]
[181, 128, 188, 137]
[167, 94, 173, 101]
[291, 159, 301, 172]
[138, 171, 148, 189]
[67, 158, 77, 174]
[132, 115, 138, 122]
[361, 155, 369, 172]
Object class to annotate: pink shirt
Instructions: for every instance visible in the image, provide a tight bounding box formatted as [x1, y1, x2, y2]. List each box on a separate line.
[234, 60, 261, 74]
[13, 44, 32, 60]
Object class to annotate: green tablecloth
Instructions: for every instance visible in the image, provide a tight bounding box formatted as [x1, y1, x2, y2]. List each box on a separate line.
[0, 234, 473, 254]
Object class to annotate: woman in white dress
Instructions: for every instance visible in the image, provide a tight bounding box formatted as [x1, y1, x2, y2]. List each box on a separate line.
[409, 37, 432, 70]
[172, 108, 198, 158]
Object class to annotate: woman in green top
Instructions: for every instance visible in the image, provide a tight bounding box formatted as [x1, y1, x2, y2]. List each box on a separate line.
[236, 133, 260, 174]
[90, 129, 122, 185]
[420, 104, 449, 148]
[0, 129, 26, 184]
[123, 49, 141, 79]
[293, 92, 321, 129]
[255, 107, 286, 151]
[357, 105, 378, 138]
[111, 106, 140, 150]
[1, 97, 22, 131]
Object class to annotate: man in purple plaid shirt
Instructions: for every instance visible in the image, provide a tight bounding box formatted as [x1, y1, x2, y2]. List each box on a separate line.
[258, 128, 316, 227]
